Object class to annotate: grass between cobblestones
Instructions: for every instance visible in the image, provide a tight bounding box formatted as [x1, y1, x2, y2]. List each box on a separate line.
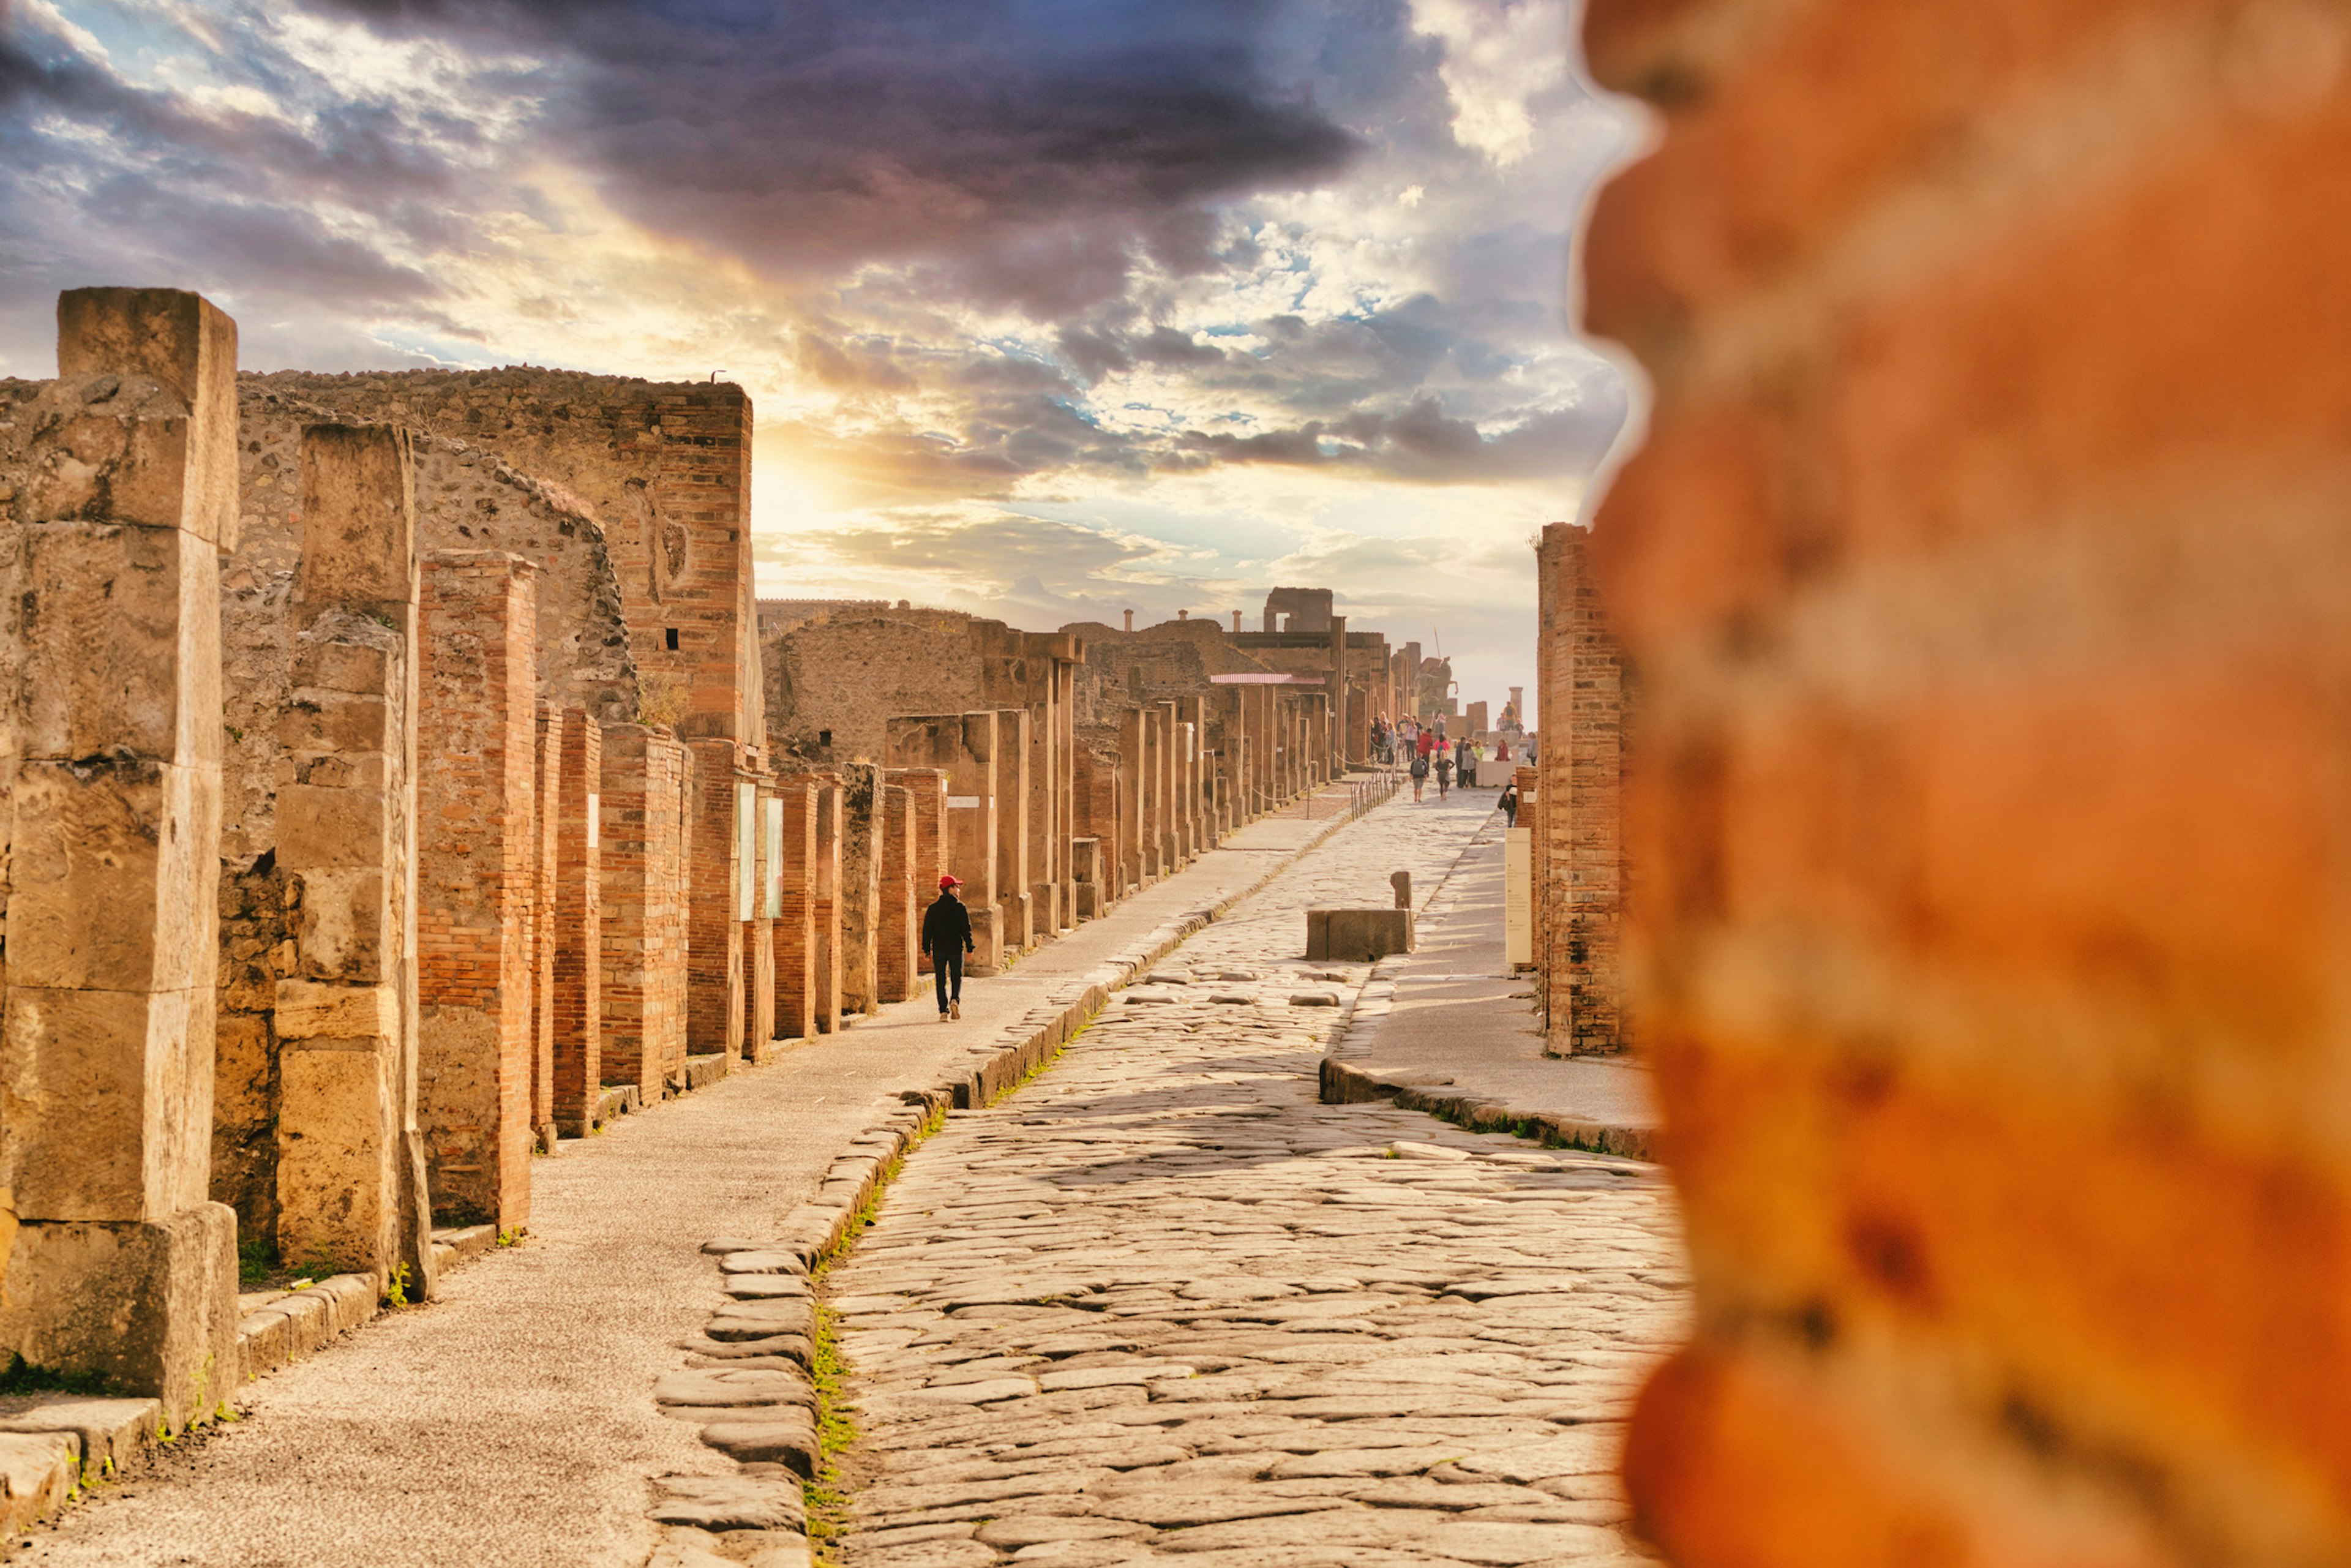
[800, 1016, 1097, 1559]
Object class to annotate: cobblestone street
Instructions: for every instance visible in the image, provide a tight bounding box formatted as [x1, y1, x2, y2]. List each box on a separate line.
[826, 794, 1687, 1567]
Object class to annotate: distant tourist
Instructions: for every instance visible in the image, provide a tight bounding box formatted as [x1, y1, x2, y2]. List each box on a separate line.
[921, 874, 975, 1022]
[1456, 739, 1476, 788]
[1409, 749, 1429, 802]
[1434, 748, 1453, 798]
[1499, 779, 1520, 827]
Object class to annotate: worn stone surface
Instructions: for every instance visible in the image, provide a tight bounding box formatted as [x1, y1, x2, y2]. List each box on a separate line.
[828, 799, 1683, 1565]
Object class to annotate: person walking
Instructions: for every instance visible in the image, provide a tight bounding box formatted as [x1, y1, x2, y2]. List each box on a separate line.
[921, 873, 975, 1022]
[1434, 747, 1453, 799]
[1409, 748, 1429, 802]
[1499, 778, 1520, 827]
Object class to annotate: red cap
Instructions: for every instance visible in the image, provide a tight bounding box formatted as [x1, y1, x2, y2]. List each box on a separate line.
[939, 874, 962, 890]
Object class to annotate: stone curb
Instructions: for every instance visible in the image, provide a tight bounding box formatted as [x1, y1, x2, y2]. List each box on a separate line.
[1316, 822, 1657, 1163]
[647, 787, 1389, 1568]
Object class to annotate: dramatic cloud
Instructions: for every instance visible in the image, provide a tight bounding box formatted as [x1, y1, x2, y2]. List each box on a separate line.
[0, 0, 1637, 716]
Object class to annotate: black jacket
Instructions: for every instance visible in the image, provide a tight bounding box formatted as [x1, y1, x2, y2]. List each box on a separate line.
[921, 892, 974, 957]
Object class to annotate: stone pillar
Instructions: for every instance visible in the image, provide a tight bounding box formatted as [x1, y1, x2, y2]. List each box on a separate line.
[0, 290, 238, 1422]
[528, 704, 563, 1153]
[1182, 696, 1207, 851]
[741, 779, 776, 1057]
[887, 768, 949, 973]
[876, 782, 918, 1003]
[1026, 698, 1056, 936]
[601, 726, 689, 1102]
[838, 763, 882, 1018]
[994, 709, 1033, 951]
[416, 550, 539, 1231]
[771, 782, 817, 1040]
[271, 421, 437, 1307]
[1535, 523, 1627, 1056]
[1328, 613, 1349, 769]
[1157, 700, 1183, 869]
[1054, 658, 1078, 928]
[686, 738, 746, 1065]
[811, 779, 844, 1032]
[552, 711, 602, 1135]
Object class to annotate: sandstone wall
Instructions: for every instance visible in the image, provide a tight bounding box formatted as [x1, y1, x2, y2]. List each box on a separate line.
[1580, 0, 2351, 1561]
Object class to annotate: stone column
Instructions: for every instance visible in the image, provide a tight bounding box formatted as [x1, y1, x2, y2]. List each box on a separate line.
[416, 550, 539, 1232]
[994, 709, 1033, 952]
[877, 782, 918, 1003]
[272, 421, 437, 1306]
[771, 782, 816, 1040]
[528, 704, 563, 1153]
[1054, 657, 1078, 929]
[1328, 613, 1349, 771]
[685, 738, 746, 1065]
[601, 726, 689, 1102]
[0, 290, 238, 1422]
[552, 711, 602, 1135]
[1156, 700, 1183, 870]
[741, 778, 776, 1057]
[1026, 698, 1056, 936]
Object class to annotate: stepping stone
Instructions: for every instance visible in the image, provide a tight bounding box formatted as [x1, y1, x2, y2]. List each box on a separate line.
[1289, 993, 1340, 1007]
[651, 1474, 807, 1532]
[654, 1369, 813, 1409]
[700, 1414, 820, 1476]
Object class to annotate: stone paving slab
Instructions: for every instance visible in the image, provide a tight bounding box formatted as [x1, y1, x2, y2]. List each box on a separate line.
[1319, 797, 1657, 1158]
[18, 789, 1368, 1568]
[824, 792, 1687, 1566]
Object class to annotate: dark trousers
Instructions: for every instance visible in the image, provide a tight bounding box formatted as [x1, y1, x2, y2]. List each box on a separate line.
[934, 948, 965, 1011]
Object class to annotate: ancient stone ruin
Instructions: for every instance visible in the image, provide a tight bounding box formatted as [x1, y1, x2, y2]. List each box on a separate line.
[0, 291, 1434, 1438]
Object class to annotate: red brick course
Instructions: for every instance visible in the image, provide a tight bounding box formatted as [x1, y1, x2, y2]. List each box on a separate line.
[600, 726, 688, 1100]
[1580, 0, 2351, 1559]
[771, 782, 818, 1040]
[552, 710, 602, 1133]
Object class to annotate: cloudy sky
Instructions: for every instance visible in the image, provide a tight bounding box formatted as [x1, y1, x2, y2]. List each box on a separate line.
[1, 0, 1637, 719]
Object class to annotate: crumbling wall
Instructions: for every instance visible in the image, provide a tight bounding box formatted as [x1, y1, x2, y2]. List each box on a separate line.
[1063, 617, 1270, 729]
[1580, 0, 2351, 1561]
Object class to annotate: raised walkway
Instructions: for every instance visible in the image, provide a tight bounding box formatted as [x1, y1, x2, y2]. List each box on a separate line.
[1320, 790, 1658, 1158]
[23, 790, 1373, 1568]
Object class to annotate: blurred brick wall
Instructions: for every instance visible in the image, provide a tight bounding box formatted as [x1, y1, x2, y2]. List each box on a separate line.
[1581, 0, 2351, 1561]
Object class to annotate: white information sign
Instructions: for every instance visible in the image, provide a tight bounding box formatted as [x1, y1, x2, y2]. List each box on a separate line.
[586, 792, 600, 849]
[763, 795, 785, 920]
[947, 795, 981, 809]
[1504, 826, 1534, 969]
[735, 781, 757, 920]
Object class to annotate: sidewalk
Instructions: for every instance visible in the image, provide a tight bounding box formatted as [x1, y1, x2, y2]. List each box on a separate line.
[1321, 790, 1659, 1159]
[25, 787, 1374, 1568]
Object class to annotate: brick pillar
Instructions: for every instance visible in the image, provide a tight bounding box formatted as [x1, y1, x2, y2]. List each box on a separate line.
[1535, 523, 1626, 1056]
[771, 782, 816, 1040]
[600, 726, 688, 1101]
[1158, 700, 1185, 867]
[888, 768, 950, 971]
[838, 763, 883, 1018]
[993, 710, 1033, 951]
[528, 704, 562, 1152]
[810, 778, 843, 1032]
[1116, 708, 1145, 889]
[741, 779, 776, 1056]
[1054, 659, 1078, 928]
[686, 738, 746, 1065]
[876, 783, 918, 1002]
[552, 711, 602, 1134]
[0, 290, 242, 1421]
[885, 715, 1002, 970]
[416, 550, 538, 1231]
[268, 422, 440, 1310]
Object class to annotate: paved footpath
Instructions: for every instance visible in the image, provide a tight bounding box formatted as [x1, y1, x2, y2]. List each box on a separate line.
[26, 794, 1374, 1568]
[827, 790, 1688, 1567]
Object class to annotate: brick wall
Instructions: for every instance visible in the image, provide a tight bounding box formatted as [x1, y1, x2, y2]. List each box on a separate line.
[1534, 523, 1629, 1056]
[529, 704, 562, 1146]
[552, 710, 602, 1132]
[600, 726, 688, 1100]
[416, 551, 538, 1231]
[887, 768, 950, 970]
[885, 715, 1003, 969]
[1580, 0, 2351, 1561]
[743, 780, 777, 1051]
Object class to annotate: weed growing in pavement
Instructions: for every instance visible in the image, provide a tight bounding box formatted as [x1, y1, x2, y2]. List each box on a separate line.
[383, 1263, 413, 1308]
[800, 1302, 857, 1561]
[236, 1236, 274, 1286]
[496, 1228, 520, 1248]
